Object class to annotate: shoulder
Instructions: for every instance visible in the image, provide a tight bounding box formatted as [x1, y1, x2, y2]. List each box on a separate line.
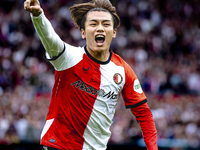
[65, 43, 85, 52]
[111, 52, 132, 71]
[111, 52, 137, 81]
[111, 52, 126, 66]
[49, 44, 85, 71]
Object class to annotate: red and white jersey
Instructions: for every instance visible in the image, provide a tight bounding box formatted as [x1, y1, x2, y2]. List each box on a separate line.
[31, 13, 147, 150]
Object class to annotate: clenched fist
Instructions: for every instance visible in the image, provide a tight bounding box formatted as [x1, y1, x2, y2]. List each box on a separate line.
[24, 0, 42, 16]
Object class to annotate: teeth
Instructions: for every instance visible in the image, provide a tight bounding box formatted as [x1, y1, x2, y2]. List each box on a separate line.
[96, 35, 104, 38]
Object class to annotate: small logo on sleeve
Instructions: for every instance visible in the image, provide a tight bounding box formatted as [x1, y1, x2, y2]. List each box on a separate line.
[134, 79, 143, 94]
[113, 73, 123, 85]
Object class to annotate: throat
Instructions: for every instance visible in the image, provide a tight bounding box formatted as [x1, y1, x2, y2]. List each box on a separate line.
[94, 51, 110, 62]
[87, 47, 110, 62]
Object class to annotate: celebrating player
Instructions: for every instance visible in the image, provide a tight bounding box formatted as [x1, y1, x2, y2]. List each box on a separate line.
[24, 0, 158, 149]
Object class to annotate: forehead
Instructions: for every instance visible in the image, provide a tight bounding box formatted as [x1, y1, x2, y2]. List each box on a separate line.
[86, 11, 113, 22]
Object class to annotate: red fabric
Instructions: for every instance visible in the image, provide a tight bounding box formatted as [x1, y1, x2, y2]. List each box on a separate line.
[131, 102, 158, 150]
[111, 54, 147, 107]
[41, 54, 101, 150]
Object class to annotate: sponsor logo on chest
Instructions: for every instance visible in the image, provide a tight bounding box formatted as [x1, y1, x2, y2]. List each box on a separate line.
[71, 80, 119, 100]
[71, 80, 98, 95]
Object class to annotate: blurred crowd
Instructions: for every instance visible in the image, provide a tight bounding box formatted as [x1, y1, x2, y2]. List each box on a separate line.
[0, 0, 200, 149]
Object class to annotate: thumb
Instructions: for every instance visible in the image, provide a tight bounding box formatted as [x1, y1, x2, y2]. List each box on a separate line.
[30, 6, 42, 16]
[30, 5, 41, 11]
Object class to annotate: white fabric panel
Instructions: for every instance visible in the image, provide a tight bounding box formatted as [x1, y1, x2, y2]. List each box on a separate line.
[82, 61, 125, 150]
[31, 12, 64, 58]
[41, 118, 54, 140]
[31, 12, 85, 71]
[48, 44, 85, 71]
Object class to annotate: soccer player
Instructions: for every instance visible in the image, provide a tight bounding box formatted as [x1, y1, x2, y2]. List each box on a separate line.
[24, 0, 158, 149]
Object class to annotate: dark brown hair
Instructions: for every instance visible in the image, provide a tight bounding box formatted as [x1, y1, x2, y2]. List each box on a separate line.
[69, 0, 120, 30]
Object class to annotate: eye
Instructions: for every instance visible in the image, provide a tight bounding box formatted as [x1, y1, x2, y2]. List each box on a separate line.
[104, 24, 110, 26]
[90, 23, 96, 26]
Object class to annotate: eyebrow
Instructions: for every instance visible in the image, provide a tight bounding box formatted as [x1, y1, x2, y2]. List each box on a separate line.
[89, 19, 111, 23]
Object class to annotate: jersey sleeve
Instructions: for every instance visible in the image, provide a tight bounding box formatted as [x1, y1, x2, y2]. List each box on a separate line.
[31, 11, 64, 58]
[31, 11, 85, 71]
[131, 103, 158, 150]
[122, 63, 147, 109]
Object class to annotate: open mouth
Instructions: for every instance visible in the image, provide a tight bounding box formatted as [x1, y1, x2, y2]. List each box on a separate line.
[95, 35, 105, 45]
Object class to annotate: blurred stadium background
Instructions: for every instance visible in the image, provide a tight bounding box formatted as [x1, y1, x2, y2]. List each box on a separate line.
[1, 0, 200, 149]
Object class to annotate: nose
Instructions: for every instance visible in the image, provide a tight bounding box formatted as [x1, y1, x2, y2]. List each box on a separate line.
[97, 24, 104, 32]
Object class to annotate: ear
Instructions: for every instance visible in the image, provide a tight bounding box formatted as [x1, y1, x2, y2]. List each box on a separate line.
[112, 29, 117, 38]
[81, 29, 86, 39]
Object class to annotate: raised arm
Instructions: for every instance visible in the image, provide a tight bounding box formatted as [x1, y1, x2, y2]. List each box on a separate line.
[24, 0, 42, 17]
[24, 0, 64, 58]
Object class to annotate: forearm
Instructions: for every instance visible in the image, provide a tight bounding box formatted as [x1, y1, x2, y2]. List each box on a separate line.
[31, 11, 64, 58]
[131, 102, 158, 150]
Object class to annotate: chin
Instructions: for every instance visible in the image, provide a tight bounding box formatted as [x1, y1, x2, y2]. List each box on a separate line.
[94, 46, 107, 52]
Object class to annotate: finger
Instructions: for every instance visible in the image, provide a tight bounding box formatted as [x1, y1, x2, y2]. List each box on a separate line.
[31, 6, 42, 16]
[24, 0, 31, 10]
[30, 5, 40, 10]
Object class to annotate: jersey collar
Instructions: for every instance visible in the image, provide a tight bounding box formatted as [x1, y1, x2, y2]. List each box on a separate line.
[84, 46, 112, 65]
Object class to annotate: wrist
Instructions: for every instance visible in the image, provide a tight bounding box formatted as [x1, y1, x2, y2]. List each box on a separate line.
[32, 8, 43, 17]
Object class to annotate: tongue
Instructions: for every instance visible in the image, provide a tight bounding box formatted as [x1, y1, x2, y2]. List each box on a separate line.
[96, 40, 104, 43]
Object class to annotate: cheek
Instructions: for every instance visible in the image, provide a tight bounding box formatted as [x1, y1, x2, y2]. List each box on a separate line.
[107, 32, 115, 41]
[85, 30, 94, 39]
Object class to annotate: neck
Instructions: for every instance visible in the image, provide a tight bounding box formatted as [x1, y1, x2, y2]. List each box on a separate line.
[87, 46, 110, 62]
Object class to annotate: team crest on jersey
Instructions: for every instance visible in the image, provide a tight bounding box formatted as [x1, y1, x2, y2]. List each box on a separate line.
[113, 73, 123, 85]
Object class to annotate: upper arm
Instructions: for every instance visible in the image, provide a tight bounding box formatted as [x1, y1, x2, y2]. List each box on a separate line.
[31, 12, 65, 58]
[47, 44, 85, 71]
[122, 63, 146, 109]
